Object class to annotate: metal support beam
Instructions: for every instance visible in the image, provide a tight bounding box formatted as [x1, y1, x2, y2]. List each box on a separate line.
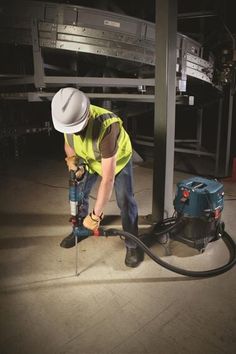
[177, 11, 216, 20]
[31, 18, 45, 88]
[152, 0, 177, 220]
[196, 107, 203, 151]
[0, 76, 155, 88]
[215, 97, 223, 176]
[225, 86, 234, 176]
[43, 76, 155, 87]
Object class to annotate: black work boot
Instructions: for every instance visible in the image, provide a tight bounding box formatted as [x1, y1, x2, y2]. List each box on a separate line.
[125, 247, 144, 268]
[60, 232, 88, 248]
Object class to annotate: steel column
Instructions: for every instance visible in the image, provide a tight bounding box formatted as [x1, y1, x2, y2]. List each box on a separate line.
[31, 18, 45, 88]
[215, 97, 223, 176]
[196, 107, 203, 151]
[152, 0, 177, 220]
[225, 86, 234, 176]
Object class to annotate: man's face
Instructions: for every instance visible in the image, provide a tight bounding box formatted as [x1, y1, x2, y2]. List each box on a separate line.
[74, 128, 85, 136]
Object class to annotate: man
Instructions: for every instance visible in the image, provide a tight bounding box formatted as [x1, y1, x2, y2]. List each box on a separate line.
[51, 87, 143, 267]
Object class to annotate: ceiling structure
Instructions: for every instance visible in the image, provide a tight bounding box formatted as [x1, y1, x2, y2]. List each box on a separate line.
[0, 0, 235, 177]
[0, 0, 230, 99]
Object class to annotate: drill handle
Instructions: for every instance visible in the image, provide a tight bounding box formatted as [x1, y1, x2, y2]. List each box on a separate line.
[69, 170, 77, 185]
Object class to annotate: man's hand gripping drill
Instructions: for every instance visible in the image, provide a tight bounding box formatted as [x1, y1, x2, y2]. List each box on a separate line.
[65, 155, 85, 180]
[67, 157, 106, 239]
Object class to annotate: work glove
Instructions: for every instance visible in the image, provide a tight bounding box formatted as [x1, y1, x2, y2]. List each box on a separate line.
[83, 210, 104, 230]
[75, 165, 85, 180]
[65, 156, 85, 179]
[65, 155, 78, 171]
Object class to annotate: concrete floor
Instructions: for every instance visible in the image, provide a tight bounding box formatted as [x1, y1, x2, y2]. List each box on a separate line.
[0, 156, 236, 354]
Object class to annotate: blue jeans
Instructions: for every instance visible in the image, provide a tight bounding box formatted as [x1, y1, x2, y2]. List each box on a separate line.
[79, 159, 138, 248]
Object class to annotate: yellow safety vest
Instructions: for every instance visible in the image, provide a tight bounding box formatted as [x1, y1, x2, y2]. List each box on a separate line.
[64, 105, 132, 176]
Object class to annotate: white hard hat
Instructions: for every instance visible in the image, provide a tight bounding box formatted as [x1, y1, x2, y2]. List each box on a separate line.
[51, 87, 90, 133]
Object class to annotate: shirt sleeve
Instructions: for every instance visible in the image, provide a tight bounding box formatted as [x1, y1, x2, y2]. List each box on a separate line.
[100, 122, 120, 158]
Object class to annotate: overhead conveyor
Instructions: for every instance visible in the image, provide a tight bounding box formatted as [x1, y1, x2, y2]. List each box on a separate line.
[0, 0, 234, 177]
[0, 0, 215, 97]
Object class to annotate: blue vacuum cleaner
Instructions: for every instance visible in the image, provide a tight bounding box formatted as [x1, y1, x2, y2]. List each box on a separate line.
[69, 168, 236, 278]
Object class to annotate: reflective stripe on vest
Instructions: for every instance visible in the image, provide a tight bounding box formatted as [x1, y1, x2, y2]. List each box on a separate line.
[66, 134, 74, 149]
[91, 112, 118, 160]
[64, 106, 132, 175]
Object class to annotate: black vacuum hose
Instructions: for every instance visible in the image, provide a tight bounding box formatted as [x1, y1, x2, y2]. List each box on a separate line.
[106, 227, 236, 278]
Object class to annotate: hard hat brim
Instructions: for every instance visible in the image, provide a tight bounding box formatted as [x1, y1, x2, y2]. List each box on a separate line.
[52, 109, 89, 134]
